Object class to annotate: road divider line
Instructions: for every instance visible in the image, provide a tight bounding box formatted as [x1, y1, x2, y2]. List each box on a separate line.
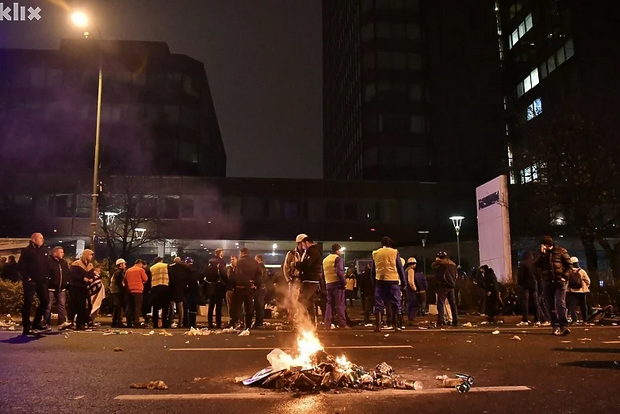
[601, 341, 620, 344]
[168, 345, 414, 352]
[114, 386, 531, 401]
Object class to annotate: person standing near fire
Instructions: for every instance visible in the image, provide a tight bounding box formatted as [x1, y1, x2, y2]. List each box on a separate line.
[282, 234, 306, 322]
[371, 237, 407, 333]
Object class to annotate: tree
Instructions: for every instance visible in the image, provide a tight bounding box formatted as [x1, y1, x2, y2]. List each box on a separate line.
[513, 80, 620, 284]
[98, 176, 164, 266]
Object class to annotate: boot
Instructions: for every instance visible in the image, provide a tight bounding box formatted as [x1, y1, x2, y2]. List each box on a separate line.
[374, 313, 382, 332]
[395, 314, 403, 333]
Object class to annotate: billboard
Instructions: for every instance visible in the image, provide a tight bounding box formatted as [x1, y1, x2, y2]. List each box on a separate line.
[476, 175, 512, 283]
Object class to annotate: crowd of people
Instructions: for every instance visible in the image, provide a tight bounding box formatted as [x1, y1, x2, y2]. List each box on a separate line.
[7, 231, 592, 337]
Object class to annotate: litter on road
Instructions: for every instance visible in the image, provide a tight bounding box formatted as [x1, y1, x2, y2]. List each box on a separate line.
[511, 336, 522, 341]
[113, 347, 124, 352]
[492, 330, 500, 335]
[130, 381, 168, 390]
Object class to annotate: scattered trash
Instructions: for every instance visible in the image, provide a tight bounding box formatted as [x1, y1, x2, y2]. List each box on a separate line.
[364, 324, 374, 327]
[234, 376, 250, 384]
[511, 336, 522, 341]
[142, 330, 155, 336]
[63, 334, 69, 339]
[185, 327, 211, 336]
[103, 329, 130, 335]
[480, 321, 489, 325]
[466, 340, 472, 343]
[159, 330, 173, 337]
[256, 337, 267, 340]
[185, 341, 190, 344]
[193, 377, 208, 382]
[73, 395, 85, 400]
[0, 315, 20, 331]
[239, 329, 250, 337]
[462, 322, 473, 327]
[497, 320, 504, 324]
[113, 347, 124, 352]
[492, 330, 500, 335]
[397, 356, 412, 359]
[129, 381, 168, 390]
[436, 374, 474, 393]
[384, 334, 390, 337]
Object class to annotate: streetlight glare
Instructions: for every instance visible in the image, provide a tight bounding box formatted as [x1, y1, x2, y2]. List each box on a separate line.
[71, 11, 89, 27]
[272, 243, 278, 249]
[449, 215, 465, 221]
[341, 247, 346, 251]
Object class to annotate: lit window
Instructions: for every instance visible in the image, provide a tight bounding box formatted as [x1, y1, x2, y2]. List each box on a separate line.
[507, 13, 533, 49]
[503, 96, 507, 110]
[524, 76, 531, 93]
[505, 124, 509, 136]
[526, 98, 542, 121]
[565, 39, 575, 59]
[510, 29, 519, 49]
[525, 14, 533, 31]
[530, 68, 539, 88]
[507, 144, 514, 167]
[509, 171, 517, 184]
[556, 47, 566, 65]
[547, 55, 556, 73]
[518, 22, 526, 37]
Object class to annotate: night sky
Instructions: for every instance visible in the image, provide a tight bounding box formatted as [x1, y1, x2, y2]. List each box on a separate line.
[0, 0, 323, 179]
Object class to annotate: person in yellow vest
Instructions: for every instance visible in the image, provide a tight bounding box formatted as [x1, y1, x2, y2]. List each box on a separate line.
[371, 236, 407, 332]
[345, 269, 357, 307]
[322, 243, 349, 330]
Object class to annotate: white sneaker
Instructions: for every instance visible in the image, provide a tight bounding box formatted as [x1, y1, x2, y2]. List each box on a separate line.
[541, 322, 551, 327]
[58, 322, 72, 331]
[516, 321, 530, 327]
[534, 322, 541, 327]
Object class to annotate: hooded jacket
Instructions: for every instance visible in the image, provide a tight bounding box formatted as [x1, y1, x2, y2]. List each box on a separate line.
[296, 244, 323, 283]
[19, 242, 49, 284]
[432, 257, 457, 289]
[535, 246, 573, 284]
[48, 257, 70, 292]
[517, 261, 538, 292]
[70, 259, 95, 288]
[567, 267, 591, 293]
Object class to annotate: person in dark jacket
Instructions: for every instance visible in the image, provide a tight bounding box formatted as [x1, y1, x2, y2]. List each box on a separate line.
[358, 263, 374, 324]
[168, 257, 187, 328]
[69, 249, 95, 331]
[517, 251, 541, 326]
[2, 255, 20, 282]
[230, 248, 261, 329]
[19, 233, 50, 335]
[205, 248, 229, 329]
[535, 236, 572, 336]
[481, 265, 500, 323]
[415, 265, 428, 316]
[183, 258, 200, 328]
[253, 254, 269, 329]
[295, 236, 323, 325]
[45, 246, 71, 329]
[110, 258, 127, 328]
[431, 251, 458, 327]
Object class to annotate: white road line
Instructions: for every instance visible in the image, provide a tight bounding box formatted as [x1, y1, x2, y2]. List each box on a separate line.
[601, 341, 620, 344]
[168, 345, 413, 352]
[114, 386, 531, 401]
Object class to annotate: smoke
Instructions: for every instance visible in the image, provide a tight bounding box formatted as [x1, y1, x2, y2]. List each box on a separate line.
[273, 280, 317, 333]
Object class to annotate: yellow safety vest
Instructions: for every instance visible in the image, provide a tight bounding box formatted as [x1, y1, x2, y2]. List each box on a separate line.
[323, 254, 340, 284]
[372, 247, 399, 282]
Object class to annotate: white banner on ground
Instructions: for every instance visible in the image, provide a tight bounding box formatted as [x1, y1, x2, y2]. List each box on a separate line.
[476, 175, 512, 283]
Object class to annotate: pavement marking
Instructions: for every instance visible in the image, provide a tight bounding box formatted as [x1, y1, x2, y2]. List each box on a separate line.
[114, 386, 531, 401]
[168, 345, 414, 352]
[601, 341, 620, 344]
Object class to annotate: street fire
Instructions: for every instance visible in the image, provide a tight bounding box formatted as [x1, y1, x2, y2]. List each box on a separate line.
[240, 330, 423, 392]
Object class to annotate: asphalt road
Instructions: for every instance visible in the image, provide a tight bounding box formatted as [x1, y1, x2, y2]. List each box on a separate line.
[1, 324, 620, 414]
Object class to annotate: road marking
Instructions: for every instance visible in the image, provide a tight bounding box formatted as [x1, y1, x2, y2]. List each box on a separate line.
[168, 345, 414, 352]
[601, 341, 620, 344]
[115, 386, 531, 401]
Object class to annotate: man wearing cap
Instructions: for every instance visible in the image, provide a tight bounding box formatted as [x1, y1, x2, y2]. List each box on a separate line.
[110, 258, 127, 328]
[295, 236, 323, 325]
[432, 251, 459, 327]
[283, 234, 306, 318]
[405, 257, 427, 325]
[322, 243, 348, 330]
[567, 257, 590, 325]
[535, 236, 573, 335]
[371, 237, 407, 332]
[125, 259, 148, 328]
[150, 257, 170, 329]
[69, 249, 95, 331]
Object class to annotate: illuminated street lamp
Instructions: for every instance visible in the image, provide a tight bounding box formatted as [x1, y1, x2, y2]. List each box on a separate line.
[449, 216, 465, 265]
[272, 243, 277, 256]
[134, 228, 146, 240]
[418, 230, 429, 274]
[71, 11, 103, 248]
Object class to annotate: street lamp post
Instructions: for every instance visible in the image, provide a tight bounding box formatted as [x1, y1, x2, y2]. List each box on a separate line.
[72, 11, 103, 248]
[418, 230, 429, 274]
[449, 216, 465, 266]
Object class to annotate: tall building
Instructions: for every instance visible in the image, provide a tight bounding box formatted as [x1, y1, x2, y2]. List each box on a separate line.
[498, 0, 619, 186]
[0, 39, 226, 178]
[323, 0, 504, 182]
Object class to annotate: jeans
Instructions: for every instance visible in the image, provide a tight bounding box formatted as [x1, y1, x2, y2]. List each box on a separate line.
[539, 294, 550, 323]
[231, 288, 254, 329]
[417, 291, 427, 315]
[436, 287, 458, 326]
[544, 282, 568, 329]
[70, 286, 89, 329]
[111, 292, 126, 327]
[520, 288, 540, 323]
[127, 293, 143, 328]
[169, 301, 184, 327]
[567, 292, 588, 322]
[22, 281, 49, 331]
[406, 288, 419, 321]
[253, 288, 267, 327]
[208, 289, 225, 328]
[363, 295, 374, 322]
[325, 283, 346, 328]
[45, 290, 66, 326]
[374, 281, 401, 314]
[299, 283, 319, 323]
[151, 285, 170, 329]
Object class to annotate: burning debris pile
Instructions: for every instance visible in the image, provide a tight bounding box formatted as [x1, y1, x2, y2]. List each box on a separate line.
[239, 331, 422, 392]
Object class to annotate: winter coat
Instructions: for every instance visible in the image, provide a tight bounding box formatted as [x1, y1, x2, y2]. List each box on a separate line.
[168, 263, 189, 301]
[432, 258, 457, 289]
[567, 268, 591, 293]
[69, 260, 95, 289]
[234, 256, 261, 289]
[256, 263, 269, 289]
[125, 265, 148, 293]
[415, 272, 428, 292]
[296, 244, 323, 283]
[48, 257, 70, 292]
[484, 269, 499, 294]
[283, 248, 302, 282]
[357, 268, 374, 297]
[110, 269, 125, 294]
[535, 246, 573, 285]
[18, 242, 49, 284]
[517, 261, 538, 292]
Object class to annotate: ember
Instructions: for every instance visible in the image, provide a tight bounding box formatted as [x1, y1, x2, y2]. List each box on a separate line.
[240, 330, 422, 392]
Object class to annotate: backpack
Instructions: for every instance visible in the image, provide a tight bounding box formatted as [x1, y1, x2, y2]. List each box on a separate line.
[568, 269, 582, 289]
[204, 261, 220, 284]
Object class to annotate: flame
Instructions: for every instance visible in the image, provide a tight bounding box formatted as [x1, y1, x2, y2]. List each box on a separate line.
[335, 355, 352, 372]
[292, 330, 324, 369]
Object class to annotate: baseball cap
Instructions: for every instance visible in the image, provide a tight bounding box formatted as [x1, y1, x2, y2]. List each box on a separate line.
[570, 257, 579, 265]
[115, 258, 126, 266]
[295, 234, 308, 243]
[407, 257, 417, 264]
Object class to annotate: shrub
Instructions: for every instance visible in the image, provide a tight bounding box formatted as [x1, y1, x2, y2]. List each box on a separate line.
[0, 279, 34, 315]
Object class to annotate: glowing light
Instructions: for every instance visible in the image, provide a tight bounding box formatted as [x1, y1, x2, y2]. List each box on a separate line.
[336, 355, 352, 372]
[71, 11, 88, 27]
